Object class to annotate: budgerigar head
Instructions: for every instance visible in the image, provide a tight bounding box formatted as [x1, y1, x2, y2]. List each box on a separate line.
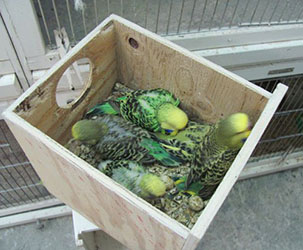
[216, 113, 252, 149]
[158, 103, 188, 136]
[139, 174, 166, 199]
[72, 119, 108, 145]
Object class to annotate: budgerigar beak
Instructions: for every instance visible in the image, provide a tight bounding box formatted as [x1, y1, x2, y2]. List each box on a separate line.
[170, 130, 178, 136]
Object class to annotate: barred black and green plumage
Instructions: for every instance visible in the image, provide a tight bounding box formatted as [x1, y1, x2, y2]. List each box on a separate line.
[173, 176, 203, 196]
[153, 121, 210, 162]
[86, 96, 126, 117]
[186, 113, 252, 200]
[71, 115, 183, 169]
[98, 160, 166, 199]
[85, 88, 188, 135]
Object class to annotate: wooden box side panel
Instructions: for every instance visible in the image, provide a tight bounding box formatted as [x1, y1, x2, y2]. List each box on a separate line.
[14, 23, 117, 145]
[113, 20, 268, 124]
[182, 83, 288, 250]
[5, 116, 188, 250]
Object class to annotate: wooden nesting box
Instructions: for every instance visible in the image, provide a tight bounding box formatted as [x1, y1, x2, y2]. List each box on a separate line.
[3, 15, 287, 250]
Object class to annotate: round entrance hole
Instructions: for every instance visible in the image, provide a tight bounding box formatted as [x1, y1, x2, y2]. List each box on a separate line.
[55, 58, 91, 108]
[128, 37, 139, 49]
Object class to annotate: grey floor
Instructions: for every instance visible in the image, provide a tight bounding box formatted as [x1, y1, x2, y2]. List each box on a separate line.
[0, 216, 76, 250]
[1, 166, 303, 250]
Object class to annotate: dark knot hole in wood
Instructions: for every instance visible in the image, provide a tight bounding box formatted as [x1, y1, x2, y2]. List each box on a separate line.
[128, 37, 139, 49]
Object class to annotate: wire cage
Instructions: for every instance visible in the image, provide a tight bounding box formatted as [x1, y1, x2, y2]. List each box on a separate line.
[33, 0, 303, 49]
[0, 0, 303, 211]
[251, 74, 303, 161]
[0, 121, 52, 210]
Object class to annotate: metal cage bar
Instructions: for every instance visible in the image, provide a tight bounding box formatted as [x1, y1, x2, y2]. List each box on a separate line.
[155, 0, 161, 34]
[188, 0, 197, 32]
[66, 0, 76, 43]
[209, 0, 219, 30]
[33, 0, 303, 48]
[198, 0, 208, 31]
[269, 0, 282, 23]
[36, 0, 52, 46]
[166, 0, 173, 34]
[0, 120, 51, 209]
[259, 0, 270, 23]
[219, 0, 229, 29]
[51, 0, 61, 31]
[250, 0, 262, 24]
[251, 74, 303, 162]
[177, 0, 186, 34]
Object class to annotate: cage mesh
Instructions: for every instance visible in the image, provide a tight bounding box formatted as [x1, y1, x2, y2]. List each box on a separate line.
[250, 74, 303, 161]
[0, 120, 52, 210]
[33, 0, 303, 49]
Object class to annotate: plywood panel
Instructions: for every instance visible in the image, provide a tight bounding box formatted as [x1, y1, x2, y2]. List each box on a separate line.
[13, 23, 117, 145]
[114, 21, 269, 124]
[5, 115, 188, 250]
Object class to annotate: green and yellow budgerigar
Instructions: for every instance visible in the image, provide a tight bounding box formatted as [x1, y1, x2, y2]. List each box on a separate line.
[186, 113, 252, 199]
[174, 176, 203, 196]
[71, 115, 183, 167]
[85, 88, 188, 136]
[98, 160, 166, 199]
[153, 120, 210, 162]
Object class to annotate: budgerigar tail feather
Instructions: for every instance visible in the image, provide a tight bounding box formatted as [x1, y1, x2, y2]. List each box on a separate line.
[174, 176, 203, 195]
[185, 168, 195, 189]
[198, 184, 219, 200]
[139, 138, 183, 167]
[85, 96, 126, 118]
[139, 155, 156, 165]
[85, 102, 118, 118]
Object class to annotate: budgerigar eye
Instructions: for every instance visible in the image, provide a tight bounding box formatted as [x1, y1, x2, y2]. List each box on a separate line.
[165, 129, 174, 134]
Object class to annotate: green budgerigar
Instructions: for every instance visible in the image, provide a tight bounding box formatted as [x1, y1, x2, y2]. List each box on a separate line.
[174, 176, 203, 196]
[71, 115, 183, 169]
[186, 113, 252, 199]
[98, 160, 166, 199]
[153, 120, 210, 162]
[85, 88, 188, 136]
